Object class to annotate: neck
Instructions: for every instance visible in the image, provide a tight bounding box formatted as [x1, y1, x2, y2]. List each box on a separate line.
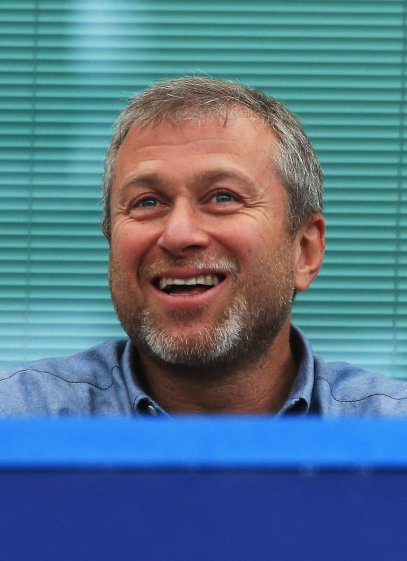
[136, 323, 297, 414]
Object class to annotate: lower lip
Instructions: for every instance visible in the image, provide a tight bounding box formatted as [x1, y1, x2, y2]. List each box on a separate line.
[149, 279, 227, 309]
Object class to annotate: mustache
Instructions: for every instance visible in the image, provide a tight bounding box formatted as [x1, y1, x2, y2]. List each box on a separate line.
[139, 256, 239, 281]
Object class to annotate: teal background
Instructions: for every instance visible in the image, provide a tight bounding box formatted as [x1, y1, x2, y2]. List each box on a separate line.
[0, 0, 406, 375]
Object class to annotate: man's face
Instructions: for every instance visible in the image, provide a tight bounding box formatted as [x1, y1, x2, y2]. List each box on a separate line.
[108, 112, 301, 369]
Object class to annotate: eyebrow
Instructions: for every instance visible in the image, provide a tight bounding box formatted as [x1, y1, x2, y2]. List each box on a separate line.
[121, 168, 254, 191]
[121, 172, 166, 191]
[193, 169, 253, 186]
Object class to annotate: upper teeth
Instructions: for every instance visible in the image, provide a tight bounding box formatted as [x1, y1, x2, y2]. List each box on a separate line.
[159, 275, 220, 291]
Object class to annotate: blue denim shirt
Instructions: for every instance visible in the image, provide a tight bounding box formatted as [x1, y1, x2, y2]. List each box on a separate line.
[0, 326, 406, 416]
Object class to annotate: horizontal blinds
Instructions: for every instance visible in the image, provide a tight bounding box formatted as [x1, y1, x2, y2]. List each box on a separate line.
[0, 0, 406, 376]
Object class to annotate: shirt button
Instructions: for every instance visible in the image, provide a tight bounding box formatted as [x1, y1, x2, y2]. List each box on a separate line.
[147, 404, 159, 416]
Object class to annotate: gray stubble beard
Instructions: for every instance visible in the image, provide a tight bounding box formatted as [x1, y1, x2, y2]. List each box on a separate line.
[136, 294, 249, 368]
[112, 273, 293, 372]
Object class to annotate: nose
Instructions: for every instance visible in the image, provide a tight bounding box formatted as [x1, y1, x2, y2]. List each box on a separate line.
[157, 200, 211, 257]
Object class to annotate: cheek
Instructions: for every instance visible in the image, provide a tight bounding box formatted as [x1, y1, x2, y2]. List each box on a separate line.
[218, 226, 271, 261]
[111, 238, 132, 268]
[110, 225, 154, 266]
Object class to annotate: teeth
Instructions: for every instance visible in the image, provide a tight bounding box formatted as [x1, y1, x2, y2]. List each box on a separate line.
[158, 275, 220, 291]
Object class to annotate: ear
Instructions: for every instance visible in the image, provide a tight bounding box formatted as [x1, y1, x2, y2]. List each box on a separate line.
[102, 222, 111, 245]
[294, 214, 325, 292]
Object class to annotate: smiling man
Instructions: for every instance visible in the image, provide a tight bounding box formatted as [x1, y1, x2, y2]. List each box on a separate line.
[1, 76, 407, 415]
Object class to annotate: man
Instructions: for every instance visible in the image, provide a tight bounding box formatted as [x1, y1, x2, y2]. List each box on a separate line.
[1, 76, 406, 415]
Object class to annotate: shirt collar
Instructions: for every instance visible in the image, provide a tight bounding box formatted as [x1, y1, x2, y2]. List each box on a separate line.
[120, 340, 168, 416]
[277, 326, 315, 416]
[119, 325, 316, 416]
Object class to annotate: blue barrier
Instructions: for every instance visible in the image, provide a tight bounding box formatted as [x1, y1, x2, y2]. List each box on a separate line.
[0, 418, 405, 561]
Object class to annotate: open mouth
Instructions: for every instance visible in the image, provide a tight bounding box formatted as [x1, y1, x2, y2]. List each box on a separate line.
[153, 274, 225, 295]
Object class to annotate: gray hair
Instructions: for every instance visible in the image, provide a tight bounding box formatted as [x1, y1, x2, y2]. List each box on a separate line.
[102, 76, 323, 237]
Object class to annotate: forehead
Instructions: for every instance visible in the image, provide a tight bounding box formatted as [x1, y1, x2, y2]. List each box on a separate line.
[113, 112, 278, 182]
[125, 105, 273, 142]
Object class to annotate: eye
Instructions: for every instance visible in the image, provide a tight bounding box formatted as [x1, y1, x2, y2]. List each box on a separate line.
[204, 189, 243, 214]
[136, 197, 160, 207]
[128, 194, 167, 218]
[212, 191, 238, 204]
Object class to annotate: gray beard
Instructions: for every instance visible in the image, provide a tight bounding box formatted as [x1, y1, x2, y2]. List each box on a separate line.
[110, 254, 294, 371]
[137, 296, 248, 368]
[120, 289, 291, 371]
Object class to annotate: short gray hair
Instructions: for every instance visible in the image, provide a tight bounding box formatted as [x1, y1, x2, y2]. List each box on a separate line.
[102, 76, 323, 237]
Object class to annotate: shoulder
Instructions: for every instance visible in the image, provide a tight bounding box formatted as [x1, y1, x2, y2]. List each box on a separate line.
[0, 340, 129, 415]
[313, 356, 407, 415]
